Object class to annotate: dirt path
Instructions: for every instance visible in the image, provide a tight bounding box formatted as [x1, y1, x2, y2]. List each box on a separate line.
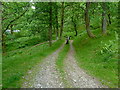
[22, 43, 65, 88]
[22, 40, 106, 88]
[64, 40, 105, 88]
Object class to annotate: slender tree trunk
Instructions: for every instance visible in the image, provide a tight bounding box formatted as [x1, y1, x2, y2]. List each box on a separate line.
[71, 16, 77, 36]
[10, 25, 13, 34]
[108, 13, 111, 25]
[2, 34, 6, 53]
[55, 3, 59, 40]
[49, 2, 52, 46]
[85, 2, 95, 38]
[53, 25, 55, 34]
[102, 3, 107, 35]
[60, 2, 64, 40]
[74, 24, 77, 36]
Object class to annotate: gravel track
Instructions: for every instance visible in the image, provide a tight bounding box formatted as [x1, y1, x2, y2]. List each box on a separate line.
[64, 40, 105, 88]
[22, 40, 106, 88]
[22, 43, 65, 88]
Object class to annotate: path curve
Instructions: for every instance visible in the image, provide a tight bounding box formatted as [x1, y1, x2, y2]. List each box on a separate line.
[64, 40, 105, 88]
[22, 43, 65, 88]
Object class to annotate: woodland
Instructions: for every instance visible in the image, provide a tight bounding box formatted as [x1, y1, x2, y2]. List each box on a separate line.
[1, 2, 119, 88]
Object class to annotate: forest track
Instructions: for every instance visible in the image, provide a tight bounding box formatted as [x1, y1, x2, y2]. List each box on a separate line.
[22, 42, 65, 88]
[64, 40, 105, 88]
[22, 40, 106, 88]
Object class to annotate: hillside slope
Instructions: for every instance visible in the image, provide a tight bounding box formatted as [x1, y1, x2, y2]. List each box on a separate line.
[73, 30, 118, 88]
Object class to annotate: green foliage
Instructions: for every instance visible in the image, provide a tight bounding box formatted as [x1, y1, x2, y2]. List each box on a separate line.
[99, 31, 118, 55]
[99, 40, 117, 55]
[63, 32, 74, 39]
[40, 30, 48, 41]
[6, 35, 43, 52]
[2, 2, 29, 31]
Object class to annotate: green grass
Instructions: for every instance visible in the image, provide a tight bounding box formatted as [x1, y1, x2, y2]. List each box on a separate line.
[73, 30, 118, 88]
[2, 40, 64, 88]
[6, 36, 45, 52]
[56, 44, 71, 88]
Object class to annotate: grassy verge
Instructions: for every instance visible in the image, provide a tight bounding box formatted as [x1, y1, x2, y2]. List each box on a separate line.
[3, 40, 64, 88]
[56, 44, 70, 88]
[73, 30, 118, 88]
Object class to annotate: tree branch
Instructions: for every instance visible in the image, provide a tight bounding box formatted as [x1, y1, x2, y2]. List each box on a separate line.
[3, 4, 30, 34]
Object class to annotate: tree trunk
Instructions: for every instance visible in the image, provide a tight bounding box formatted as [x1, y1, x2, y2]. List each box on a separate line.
[74, 24, 77, 36]
[102, 3, 107, 35]
[108, 13, 111, 25]
[55, 3, 59, 40]
[10, 25, 13, 34]
[2, 34, 6, 53]
[71, 16, 77, 36]
[85, 2, 95, 38]
[60, 2, 64, 40]
[53, 25, 55, 34]
[48, 2, 52, 46]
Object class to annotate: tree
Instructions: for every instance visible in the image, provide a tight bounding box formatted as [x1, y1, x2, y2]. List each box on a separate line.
[108, 13, 111, 25]
[2, 2, 30, 53]
[101, 2, 107, 35]
[55, 3, 59, 40]
[106, 3, 112, 26]
[60, 2, 64, 40]
[71, 16, 77, 36]
[48, 2, 52, 46]
[85, 2, 95, 38]
[70, 3, 80, 36]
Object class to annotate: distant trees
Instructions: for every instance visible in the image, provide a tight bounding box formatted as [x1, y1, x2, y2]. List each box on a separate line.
[2, 2, 118, 53]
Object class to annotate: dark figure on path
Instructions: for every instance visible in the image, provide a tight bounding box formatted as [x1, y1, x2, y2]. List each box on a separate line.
[66, 36, 71, 44]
